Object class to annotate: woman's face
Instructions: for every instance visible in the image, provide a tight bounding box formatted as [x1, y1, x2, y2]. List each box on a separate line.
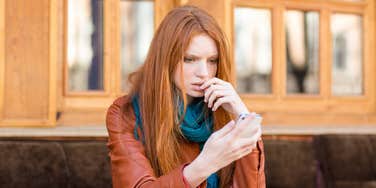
[174, 34, 219, 100]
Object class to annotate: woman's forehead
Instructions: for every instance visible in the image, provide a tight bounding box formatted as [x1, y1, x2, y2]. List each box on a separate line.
[185, 34, 218, 57]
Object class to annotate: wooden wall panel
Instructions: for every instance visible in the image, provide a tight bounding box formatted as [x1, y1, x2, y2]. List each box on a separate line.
[181, 0, 226, 26]
[0, 0, 5, 121]
[57, 0, 64, 112]
[372, 1, 376, 114]
[179, 0, 232, 42]
[155, 0, 176, 28]
[1, 0, 56, 126]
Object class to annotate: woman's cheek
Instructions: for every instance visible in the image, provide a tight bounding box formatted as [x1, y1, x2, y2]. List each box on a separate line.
[210, 65, 218, 78]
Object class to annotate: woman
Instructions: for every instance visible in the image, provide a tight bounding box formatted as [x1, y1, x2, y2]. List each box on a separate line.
[106, 5, 265, 188]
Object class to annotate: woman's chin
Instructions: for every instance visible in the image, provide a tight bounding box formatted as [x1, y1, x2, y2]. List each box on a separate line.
[186, 90, 204, 98]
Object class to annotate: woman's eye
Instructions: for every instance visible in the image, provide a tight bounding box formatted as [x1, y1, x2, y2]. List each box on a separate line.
[184, 57, 194, 63]
[209, 59, 219, 64]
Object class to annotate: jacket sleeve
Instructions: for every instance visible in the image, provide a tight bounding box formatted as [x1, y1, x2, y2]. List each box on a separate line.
[232, 139, 266, 188]
[106, 97, 189, 188]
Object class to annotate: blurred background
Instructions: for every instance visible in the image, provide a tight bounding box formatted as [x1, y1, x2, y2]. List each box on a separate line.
[0, 0, 375, 188]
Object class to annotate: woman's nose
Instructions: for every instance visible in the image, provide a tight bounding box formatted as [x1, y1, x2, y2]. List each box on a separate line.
[196, 60, 209, 78]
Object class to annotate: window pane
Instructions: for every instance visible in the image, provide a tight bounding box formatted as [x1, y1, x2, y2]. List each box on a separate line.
[285, 10, 319, 94]
[331, 14, 363, 96]
[121, 0, 154, 91]
[67, 0, 104, 91]
[234, 7, 272, 94]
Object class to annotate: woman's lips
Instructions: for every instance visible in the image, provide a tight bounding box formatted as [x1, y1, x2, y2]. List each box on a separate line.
[191, 84, 203, 91]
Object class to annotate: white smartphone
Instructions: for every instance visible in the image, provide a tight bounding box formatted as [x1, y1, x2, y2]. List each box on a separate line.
[235, 113, 262, 138]
[236, 113, 262, 124]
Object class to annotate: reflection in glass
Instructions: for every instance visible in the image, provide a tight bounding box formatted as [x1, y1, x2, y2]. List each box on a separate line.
[234, 7, 272, 94]
[285, 10, 319, 94]
[67, 0, 104, 91]
[331, 14, 363, 95]
[121, 1, 154, 91]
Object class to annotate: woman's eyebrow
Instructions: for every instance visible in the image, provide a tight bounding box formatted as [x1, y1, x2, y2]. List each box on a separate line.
[184, 53, 218, 58]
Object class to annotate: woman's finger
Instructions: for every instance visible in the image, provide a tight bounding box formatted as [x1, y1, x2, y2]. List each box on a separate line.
[210, 120, 235, 140]
[232, 138, 257, 150]
[212, 95, 232, 111]
[204, 84, 227, 103]
[200, 78, 228, 90]
[207, 89, 233, 108]
[236, 114, 260, 130]
[229, 116, 260, 139]
[244, 124, 262, 141]
[234, 145, 254, 160]
[207, 89, 227, 108]
[250, 128, 262, 143]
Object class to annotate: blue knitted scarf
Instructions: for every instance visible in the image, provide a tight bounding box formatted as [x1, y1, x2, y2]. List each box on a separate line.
[131, 95, 219, 188]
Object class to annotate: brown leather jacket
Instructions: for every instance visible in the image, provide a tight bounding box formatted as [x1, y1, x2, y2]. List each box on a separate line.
[106, 96, 266, 188]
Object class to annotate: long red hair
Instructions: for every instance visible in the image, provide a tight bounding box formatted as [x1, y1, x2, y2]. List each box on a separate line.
[122, 5, 234, 187]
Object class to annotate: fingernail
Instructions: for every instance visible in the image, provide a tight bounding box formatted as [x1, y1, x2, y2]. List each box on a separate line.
[230, 121, 235, 127]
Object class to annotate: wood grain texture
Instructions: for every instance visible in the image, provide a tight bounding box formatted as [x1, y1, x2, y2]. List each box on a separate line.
[106, 0, 120, 96]
[181, 0, 230, 37]
[372, 0, 376, 113]
[0, 0, 5, 120]
[49, 0, 57, 126]
[3, 0, 50, 120]
[155, 0, 176, 29]
[57, 0, 64, 112]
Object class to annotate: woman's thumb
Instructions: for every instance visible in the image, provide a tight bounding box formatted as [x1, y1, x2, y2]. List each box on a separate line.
[211, 120, 235, 139]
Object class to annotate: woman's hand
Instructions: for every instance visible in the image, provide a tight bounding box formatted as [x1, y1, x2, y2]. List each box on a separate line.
[183, 116, 262, 187]
[200, 78, 248, 117]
